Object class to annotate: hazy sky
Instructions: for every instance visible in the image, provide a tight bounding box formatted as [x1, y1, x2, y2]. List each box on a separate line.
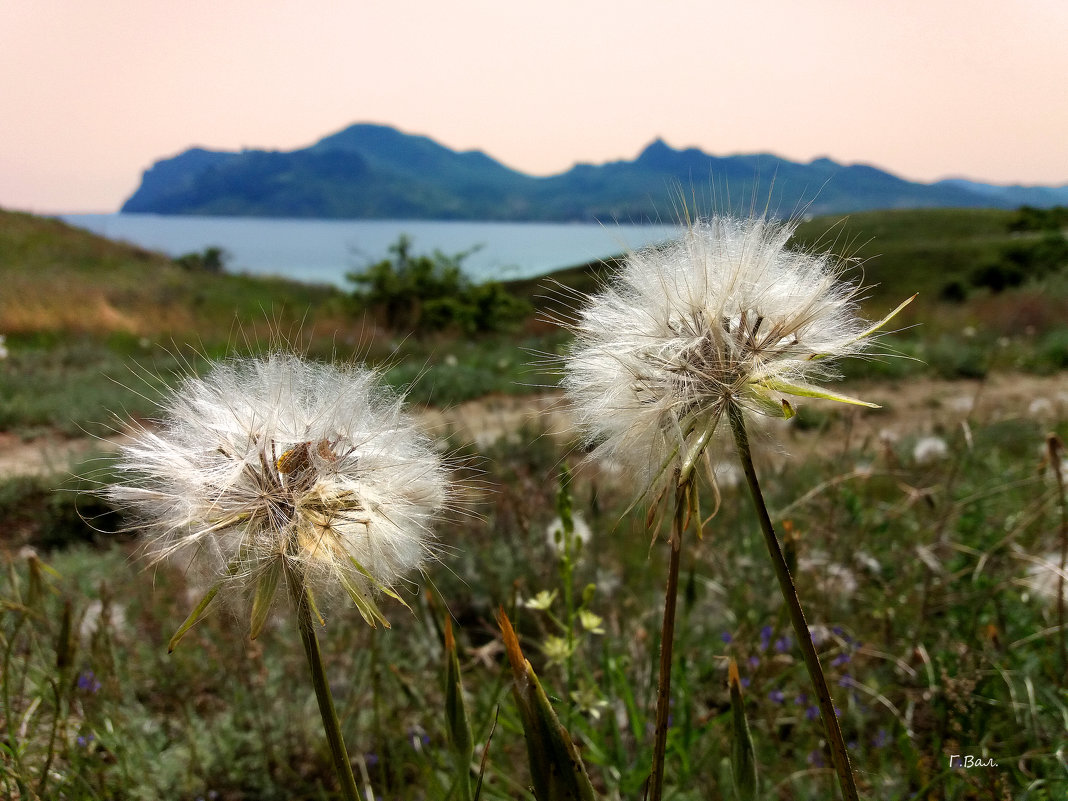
[3, 0, 1067, 213]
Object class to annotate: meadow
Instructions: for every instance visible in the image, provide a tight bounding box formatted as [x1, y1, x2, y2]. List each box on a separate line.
[1, 207, 1067, 800]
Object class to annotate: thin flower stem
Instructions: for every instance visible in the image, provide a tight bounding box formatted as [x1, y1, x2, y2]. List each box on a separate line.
[648, 475, 688, 801]
[287, 567, 361, 801]
[1048, 435, 1067, 679]
[727, 402, 860, 801]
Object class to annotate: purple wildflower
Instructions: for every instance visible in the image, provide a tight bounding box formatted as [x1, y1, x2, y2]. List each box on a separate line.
[760, 625, 773, 650]
[768, 689, 785, 704]
[77, 671, 101, 694]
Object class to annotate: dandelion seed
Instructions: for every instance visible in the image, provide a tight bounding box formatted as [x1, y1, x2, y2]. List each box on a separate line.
[1021, 552, 1068, 605]
[912, 435, 949, 465]
[800, 553, 859, 596]
[106, 353, 449, 634]
[545, 512, 592, 554]
[1028, 397, 1054, 419]
[563, 215, 906, 490]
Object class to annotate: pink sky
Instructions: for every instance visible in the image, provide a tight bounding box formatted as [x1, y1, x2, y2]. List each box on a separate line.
[3, 0, 1067, 213]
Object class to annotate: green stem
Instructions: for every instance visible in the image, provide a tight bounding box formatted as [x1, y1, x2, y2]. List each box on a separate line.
[727, 402, 859, 801]
[1049, 435, 1067, 680]
[287, 568, 361, 801]
[648, 475, 688, 801]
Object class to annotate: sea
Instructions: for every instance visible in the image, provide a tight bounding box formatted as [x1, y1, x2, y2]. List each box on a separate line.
[60, 214, 682, 287]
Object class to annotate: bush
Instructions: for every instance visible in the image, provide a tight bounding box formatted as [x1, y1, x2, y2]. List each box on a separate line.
[175, 246, 228, 274]
[347, 236, 531, 335]
[1007, 204, 1068, 232]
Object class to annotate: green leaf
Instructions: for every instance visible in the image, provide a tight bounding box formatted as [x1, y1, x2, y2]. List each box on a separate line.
[498, 609, 597, 801]
[752, 376, 880, 409]
[809, 293, 917, 360]
[305, 585, 326, 627]
[348, 556, 412, 613]
[168, 583, 221, 653]
[168, 551, 249, 651]
[249, 559, 282, 640]
[445, 617, 474, 801]
[728, 660, 758, 801]
[337, 571, 390, 629]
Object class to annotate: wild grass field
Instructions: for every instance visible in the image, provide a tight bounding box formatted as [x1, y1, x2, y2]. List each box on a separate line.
[1, 207, 1067, 800]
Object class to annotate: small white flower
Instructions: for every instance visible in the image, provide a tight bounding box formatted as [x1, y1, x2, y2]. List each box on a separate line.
[912, 435, 949, 465]
[563, 216, 907, 489]
[0, 334, 8, 360]
[524, 589, 558, 610]
[106, 353, 449, 631]
[578, 608, 605, 634]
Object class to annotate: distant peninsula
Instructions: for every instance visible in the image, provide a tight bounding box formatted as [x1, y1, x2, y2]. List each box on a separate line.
[121, 123, 1068, 221]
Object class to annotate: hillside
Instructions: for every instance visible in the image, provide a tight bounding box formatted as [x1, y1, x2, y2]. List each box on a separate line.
[0, 208, 342, 340]
[121, 123, 1068, 221]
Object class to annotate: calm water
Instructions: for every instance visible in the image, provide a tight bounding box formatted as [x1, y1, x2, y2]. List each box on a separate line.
[61, 214, 681, 287]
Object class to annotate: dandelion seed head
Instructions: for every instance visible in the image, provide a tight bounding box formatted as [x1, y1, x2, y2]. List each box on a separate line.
[106, 353, 448, 615]
[912, 435, 949, 465]
[545, 512, 592, 554]
[563, 216, 885, 487]
[1020, 552, 1068, 605]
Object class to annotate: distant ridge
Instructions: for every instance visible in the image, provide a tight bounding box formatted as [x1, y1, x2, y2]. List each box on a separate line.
[122, 123, 1068, 221]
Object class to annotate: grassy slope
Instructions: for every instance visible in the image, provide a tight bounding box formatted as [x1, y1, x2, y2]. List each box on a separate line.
[2, 205, 1067, 435]
[0, 208, 345, 342]
[511, 208, 1031, 309]
[2, 205, 1057, 338]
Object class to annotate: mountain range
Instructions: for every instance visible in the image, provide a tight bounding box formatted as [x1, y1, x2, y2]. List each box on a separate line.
[121, 123, 1068, 221]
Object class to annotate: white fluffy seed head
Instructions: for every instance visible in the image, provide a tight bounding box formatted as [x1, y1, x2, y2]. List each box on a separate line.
[563, 216, 877, 489]
[107, 353, 448, 616]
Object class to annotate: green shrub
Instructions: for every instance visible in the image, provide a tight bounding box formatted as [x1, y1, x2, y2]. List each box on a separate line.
[347, 236, 531, 335]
